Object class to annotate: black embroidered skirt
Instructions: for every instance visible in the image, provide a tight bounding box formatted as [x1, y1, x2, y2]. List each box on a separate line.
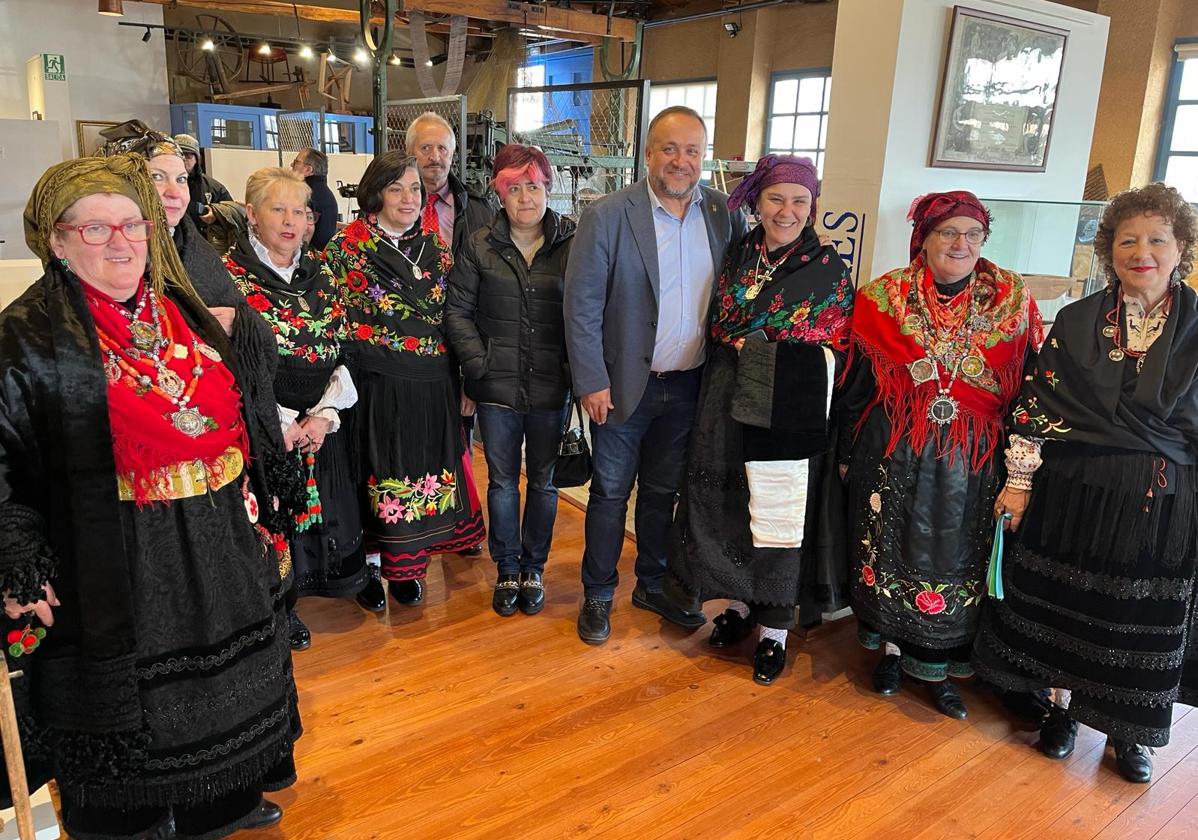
[665, 345, 811, 624]
[846, 410, 1001, 675]
[53, 474, 299, 812]
[290, 428, 367, 598]
[973, 445, 1198, 747]
[352, 348, 484, 579]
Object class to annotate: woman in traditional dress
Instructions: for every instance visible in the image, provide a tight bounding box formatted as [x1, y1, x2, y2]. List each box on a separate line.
[975, 183, 1198, 782]
[445, 144, 575, 617]
[663, 155, 852, 684]
[324, 150, 485, 610]
[226, 168, 365, 647]
[0, 154, 299, 839]
[841, 191, 1042, 719]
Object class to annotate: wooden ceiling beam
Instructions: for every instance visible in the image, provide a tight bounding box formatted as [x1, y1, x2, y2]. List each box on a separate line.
[135, 0, 636, 41]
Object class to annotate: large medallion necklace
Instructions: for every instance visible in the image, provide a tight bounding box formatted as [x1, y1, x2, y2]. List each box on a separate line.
[744, 237, 805, 301]
[1103, 287, 1173, 374]
[93, 287, 214, 437]
[906, 276, 984, 426]
[392, 239, 426, 281]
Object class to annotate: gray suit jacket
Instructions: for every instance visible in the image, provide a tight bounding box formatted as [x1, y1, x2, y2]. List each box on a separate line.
[564, 179, 748, 425]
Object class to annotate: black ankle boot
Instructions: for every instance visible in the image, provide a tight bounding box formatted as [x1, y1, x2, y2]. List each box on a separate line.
[389, 578, 425, 606]
[355, 567, 385, 613]
[1038, 706, 1078, 759]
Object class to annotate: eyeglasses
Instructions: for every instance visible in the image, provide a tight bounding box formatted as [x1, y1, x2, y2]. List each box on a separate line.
[54, 220, 154, 245]
[932, 227, 986, 245]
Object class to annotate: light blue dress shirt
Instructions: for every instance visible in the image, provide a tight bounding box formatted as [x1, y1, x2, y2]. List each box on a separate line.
[647, 183, 713, 373]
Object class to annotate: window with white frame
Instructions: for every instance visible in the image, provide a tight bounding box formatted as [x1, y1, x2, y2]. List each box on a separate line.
[513, 64, 547, 133]
[766, 70, 831, 175]
[1157, 46, 1198, 202]
[648, 81, 717, 161]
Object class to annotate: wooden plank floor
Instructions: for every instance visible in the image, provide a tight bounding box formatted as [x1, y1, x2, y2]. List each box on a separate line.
[239, 450, 1198, 839]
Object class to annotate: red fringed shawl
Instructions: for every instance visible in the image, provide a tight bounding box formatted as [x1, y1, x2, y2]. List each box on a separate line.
[849, 255, 1043, 470]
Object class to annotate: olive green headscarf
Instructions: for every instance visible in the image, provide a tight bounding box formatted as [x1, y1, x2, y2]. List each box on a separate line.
[22, 152, 198, 302]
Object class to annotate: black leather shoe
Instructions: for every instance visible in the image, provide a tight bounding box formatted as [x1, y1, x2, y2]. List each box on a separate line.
[518, 571, 546, 615]
[872, 654, 902, 696]
[243, 798, 283, 830]
[287, 609, 311, 651]
[1112, 740, 1153, 783]
[459, 545, 484, 557]
[709, 608, 756, 647]
[355, 572, 386, 613]
[389, 578, 425, 606]
[577, 598, 612, 645]
[753, 639, 786, 685]
[927, 680, 968, 719]
[492, 574, 520, 616]
[631, 584, 706, 629]
[1038, 706, 1078, 759]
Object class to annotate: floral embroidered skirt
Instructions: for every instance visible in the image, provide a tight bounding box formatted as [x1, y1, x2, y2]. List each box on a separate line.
[973, 446, 1198, 747]
[847, 411, 1000, 680]
[353, 353, 484, 580]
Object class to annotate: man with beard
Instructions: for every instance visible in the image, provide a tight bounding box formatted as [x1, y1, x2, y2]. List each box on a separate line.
[405, 111, 491, 254]
[564, 106, 747, 644]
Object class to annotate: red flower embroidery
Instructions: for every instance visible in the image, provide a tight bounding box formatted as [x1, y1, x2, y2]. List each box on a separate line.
[914, 590, 946, 615]
[862, 565, 876, 587]
[226, 261, 247, 276]
[356, 324, 374, 340]
[246, 293, 270, 312]
[346, 270, 368, 292]
[343, 238, 359, 254]
[290, 317, 306, 329]
[1014, 408, 1030, 424]
[722, 294, 734, 309]
[816, 306, 845, 329]
[402, 336, 421, 352]
[347, 220, 372, 243]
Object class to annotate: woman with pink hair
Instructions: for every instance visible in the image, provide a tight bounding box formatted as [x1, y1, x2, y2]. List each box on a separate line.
[445, 144, 575, 616]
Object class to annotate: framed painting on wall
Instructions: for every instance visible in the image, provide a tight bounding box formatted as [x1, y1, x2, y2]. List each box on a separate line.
[76, 120, 121, 156]
[930, 6, 1068, 172]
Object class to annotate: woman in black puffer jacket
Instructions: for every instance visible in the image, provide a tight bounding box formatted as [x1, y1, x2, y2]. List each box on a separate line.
[446, 144, 574, 617]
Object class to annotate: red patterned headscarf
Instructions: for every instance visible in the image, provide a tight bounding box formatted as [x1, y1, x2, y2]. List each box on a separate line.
[907, 190, 992, 260]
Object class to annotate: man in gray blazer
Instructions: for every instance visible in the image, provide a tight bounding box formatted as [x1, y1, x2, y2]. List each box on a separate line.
[564, 106, 748, 644]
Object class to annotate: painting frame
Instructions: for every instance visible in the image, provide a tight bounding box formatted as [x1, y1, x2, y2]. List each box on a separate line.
[930, 6, 1068, 173]
[75, 119, 121, 157]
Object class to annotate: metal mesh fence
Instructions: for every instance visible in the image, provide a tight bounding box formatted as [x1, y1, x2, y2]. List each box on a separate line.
[275, 110, 324, 164]
[506, 80, 650, 218]
[384, 95, 467, 180]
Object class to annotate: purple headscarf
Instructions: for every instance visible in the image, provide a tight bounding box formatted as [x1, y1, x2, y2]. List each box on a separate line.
[727, 154, 820, 218]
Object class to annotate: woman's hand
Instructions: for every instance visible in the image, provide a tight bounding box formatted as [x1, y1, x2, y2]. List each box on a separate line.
[299, 415, 333, 452]
[282, 420, 306, 453]
[994, 485, 1031, 531]
[838, 464, 849, 481]
[207, 306, 236, 336]
[460, 392, 476, 417]
[3, 582, 59, 627]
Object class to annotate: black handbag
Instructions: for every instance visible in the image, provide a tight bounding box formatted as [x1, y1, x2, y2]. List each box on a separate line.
[554, 394, 592, 488]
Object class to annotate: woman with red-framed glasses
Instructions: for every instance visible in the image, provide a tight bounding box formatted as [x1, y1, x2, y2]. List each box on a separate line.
[0, 154, 301, 838]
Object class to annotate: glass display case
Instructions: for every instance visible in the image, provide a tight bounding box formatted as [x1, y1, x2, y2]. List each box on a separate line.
[982, 197, 1107, 323]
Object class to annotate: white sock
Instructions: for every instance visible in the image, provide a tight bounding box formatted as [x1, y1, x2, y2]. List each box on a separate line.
[884, 642, 901, 657]
[1052, 687, 1071, 709]
[728, 600, 751, 619]
[760, 626, 787, 648]
[366, 552, 381, 567]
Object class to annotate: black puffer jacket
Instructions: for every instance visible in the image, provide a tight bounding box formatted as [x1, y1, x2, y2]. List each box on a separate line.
[446, 208, 575, 412]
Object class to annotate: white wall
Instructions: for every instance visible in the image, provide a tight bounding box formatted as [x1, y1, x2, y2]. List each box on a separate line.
[821, 0, 1110, 280]
[0, 0, 170, 133]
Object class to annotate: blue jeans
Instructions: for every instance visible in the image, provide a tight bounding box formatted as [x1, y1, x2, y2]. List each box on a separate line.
[582, 368, 702, 600]
[476, 402, 566, 576]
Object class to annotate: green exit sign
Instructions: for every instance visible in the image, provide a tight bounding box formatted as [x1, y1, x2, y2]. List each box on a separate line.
[42, 54, 66, 82]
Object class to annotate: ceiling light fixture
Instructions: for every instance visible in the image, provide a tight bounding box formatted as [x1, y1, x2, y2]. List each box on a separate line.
[299, 44, 313, 59]
[141, 26, 152, 42]
[98, 0, 123, 16]
[389, 54, 400, 65]
[201, 38, 215, 51]
[723, 21, 740, 37]
[258, 42, 273, 55]
[354, 47, 369, 65]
